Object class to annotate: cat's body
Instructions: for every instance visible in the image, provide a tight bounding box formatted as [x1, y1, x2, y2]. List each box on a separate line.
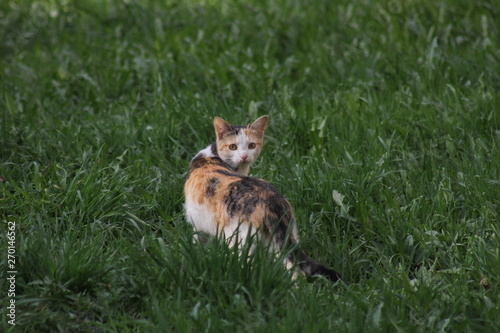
[184, 116, 341, 281]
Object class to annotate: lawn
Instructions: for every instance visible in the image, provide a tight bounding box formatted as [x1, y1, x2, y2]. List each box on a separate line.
[1, 0, 499, 332]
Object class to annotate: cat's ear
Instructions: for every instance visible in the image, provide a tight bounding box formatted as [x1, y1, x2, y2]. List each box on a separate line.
[214, 117, 234, 140]
[249, 115, 268, 138]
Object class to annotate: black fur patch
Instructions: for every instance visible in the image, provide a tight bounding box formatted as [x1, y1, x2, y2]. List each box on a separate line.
[224, 178, 260, 218]
[221, 125, 246, 139]
[205, 177, 220, 197]
[223, 176, 292, 230]
[210, 142, 218, 156]
[233, 125, 245, 133]
[186, 154, 229, 180]
[186, 155, 207, 180]
[214, 169, 238, 177]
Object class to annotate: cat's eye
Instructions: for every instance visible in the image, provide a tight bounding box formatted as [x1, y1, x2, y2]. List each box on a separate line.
[228, 144, 237, 150]
[248, 143, 256, 149]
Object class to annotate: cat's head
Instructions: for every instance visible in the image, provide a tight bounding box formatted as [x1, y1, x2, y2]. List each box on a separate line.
[213, 115, 268, 175]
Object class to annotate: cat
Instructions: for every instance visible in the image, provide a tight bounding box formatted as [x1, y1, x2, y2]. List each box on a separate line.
[184, 116, 341, 281]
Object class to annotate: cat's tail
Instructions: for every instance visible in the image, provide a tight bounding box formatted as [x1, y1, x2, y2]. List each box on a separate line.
[289, 249, 341, 282]
[263, 202, 341, 281]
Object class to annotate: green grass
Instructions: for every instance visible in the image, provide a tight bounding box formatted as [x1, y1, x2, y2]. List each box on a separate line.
[1, 0, 499, 331]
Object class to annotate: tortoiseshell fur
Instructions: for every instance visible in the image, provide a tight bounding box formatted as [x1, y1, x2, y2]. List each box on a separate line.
[184, 116, 341, 281]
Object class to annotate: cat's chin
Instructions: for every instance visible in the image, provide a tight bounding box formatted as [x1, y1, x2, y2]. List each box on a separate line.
[224, 160, 250, 169]
[235, 162, 253, 176]
[235, 160, 252, 168]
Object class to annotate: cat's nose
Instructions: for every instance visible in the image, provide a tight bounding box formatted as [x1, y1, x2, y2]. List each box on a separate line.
[241, 155, 248, 161]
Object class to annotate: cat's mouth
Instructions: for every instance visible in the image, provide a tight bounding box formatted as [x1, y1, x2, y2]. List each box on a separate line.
[227, 159, 250, 165]
[226, 159, 251, 171]
[225, 159, 240, 169]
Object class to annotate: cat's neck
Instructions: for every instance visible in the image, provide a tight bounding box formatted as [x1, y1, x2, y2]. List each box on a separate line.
[195, 143, 253, 176]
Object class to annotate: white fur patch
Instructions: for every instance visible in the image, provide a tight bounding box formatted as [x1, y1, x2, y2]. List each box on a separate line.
[197, 145, 215, 159]
[222, 221, 259, 249]
[235, 131, 258, 164]
[184, 199, 218, 235]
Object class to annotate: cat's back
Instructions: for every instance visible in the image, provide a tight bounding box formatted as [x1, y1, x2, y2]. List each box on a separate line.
[184, 152, 242, 205]
[184, 150, 292, 233]
[185, 152, 281, 206]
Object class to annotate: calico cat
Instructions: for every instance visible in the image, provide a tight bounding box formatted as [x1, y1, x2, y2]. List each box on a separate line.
[184, 116, 341, 281]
